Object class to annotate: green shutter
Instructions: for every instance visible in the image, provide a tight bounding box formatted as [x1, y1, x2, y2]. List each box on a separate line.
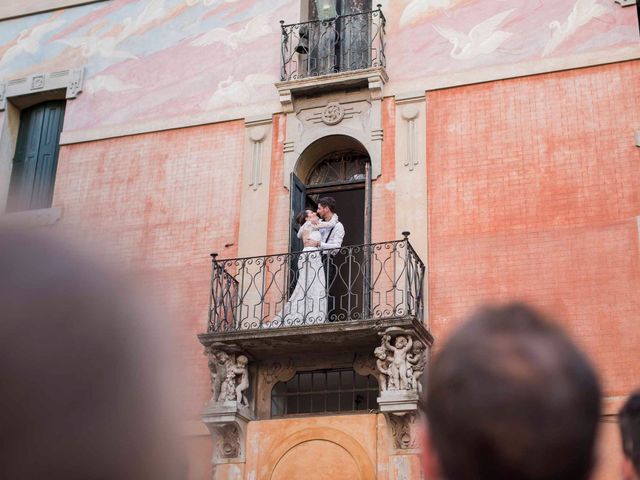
[8, 101, 65, 212]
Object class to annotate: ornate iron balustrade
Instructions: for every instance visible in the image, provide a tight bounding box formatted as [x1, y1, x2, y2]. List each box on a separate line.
[280, 5, 386, 81]
[208, 234, 424, 332]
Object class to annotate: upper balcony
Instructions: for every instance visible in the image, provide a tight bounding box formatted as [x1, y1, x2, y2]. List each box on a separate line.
[198, 234, 433, 360]
[276, 4, 388, 109]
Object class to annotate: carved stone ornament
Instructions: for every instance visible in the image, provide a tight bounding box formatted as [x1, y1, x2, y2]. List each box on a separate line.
[201, 400, 253, 463]
[0, 68, 84, 111]
[388, 412, 420, 450]
[321, 102, 345, 125]
[217, 423, 241, 458]
[204, 346, 251, 407]
[375, 327, 426, 394]
[262, 358, 296, 385]
[353, 353, 377, 378]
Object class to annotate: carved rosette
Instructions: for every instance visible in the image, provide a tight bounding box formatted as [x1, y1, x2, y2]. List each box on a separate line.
[321, 102, 345, 125]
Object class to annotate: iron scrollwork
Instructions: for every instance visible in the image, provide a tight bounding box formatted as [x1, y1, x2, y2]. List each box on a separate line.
[207, 233, 425, 332]
[280, 5, 386, 81]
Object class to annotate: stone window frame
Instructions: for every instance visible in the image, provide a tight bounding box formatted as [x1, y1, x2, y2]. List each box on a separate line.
[0, 1, 108, 21]
[0, 68, 84, 224]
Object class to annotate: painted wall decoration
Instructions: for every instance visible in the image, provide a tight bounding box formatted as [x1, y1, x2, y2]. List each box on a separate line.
[0, 0, 636, 139]
[386, 0, 638, 82]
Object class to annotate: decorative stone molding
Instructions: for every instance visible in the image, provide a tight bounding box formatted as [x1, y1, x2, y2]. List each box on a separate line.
[0, 68, 84, 111]
[236, 115, 273, 259]
[388, 412, 420, 450]
[262, 358, 296, 386]
[0, 1, 108, 21]
[282, 91, 384, 188]
[275, 67, 388, 114]
[353, 353, 377, 378]
[201, 401, 253, 463]
[400, 104, 420, 172]
[394, 93, 429, 325]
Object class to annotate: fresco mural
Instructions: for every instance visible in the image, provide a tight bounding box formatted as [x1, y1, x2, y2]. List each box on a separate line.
[0, 0, 636, 139]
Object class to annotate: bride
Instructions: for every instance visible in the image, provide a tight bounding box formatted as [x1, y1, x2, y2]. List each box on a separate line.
[269, 209, 337, 327]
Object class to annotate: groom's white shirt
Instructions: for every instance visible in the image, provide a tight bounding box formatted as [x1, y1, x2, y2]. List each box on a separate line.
[320, 219, 345, 254]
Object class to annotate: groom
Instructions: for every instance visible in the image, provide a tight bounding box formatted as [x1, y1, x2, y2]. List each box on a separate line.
[304, 197, 345, 321]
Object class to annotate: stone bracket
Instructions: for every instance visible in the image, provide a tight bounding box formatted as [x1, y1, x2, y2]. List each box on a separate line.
[0, 68, 84, 111]
[201, 401, 254, 464]
[385, 410, 421, 451]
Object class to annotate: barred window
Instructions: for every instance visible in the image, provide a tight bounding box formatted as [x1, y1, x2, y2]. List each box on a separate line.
[271, 368, 378, 416]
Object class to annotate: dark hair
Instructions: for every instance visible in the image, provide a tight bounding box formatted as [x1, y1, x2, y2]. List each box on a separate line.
[296, 209, 312, 226]
[620, 390, 640, 474]
[425, 303, 601, 480]
[318, 197, 336, 213]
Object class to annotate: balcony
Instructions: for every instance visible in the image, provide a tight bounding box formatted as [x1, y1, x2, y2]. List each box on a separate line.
[197, 235, 433, 360]
[276, 5, 388, 109]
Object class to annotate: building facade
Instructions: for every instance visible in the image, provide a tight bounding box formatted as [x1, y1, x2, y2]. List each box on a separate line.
[0, 1, 638, 479]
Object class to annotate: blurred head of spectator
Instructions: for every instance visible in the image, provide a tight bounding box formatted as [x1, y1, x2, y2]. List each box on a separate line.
[620, 390, 640, 480]
[422, 303, 601, 480]
[0, 228, 186, 480]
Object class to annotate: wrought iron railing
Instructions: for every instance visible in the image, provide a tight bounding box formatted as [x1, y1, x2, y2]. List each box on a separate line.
[280, 5, 386, 81]
[208, 234, 424, 332]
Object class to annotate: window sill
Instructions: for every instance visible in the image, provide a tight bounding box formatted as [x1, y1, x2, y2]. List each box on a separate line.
[1, 206, 63, 228]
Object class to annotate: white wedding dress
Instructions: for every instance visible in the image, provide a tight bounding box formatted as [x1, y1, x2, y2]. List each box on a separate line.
[270, 228, 327, 327]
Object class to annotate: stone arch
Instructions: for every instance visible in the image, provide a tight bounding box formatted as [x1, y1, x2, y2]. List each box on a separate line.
[264, 427, 376, 480]
[284, 127, 381, 189]
[294, 134, 370, 184]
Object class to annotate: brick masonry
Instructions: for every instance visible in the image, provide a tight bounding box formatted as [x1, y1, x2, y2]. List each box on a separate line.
[53, 121, 245, 416]
[426, 60, 640, 397]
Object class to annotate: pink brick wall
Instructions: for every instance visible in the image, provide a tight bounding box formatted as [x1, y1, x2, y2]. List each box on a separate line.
[54, 122, 245, 416]
[426, 60, 640, 397]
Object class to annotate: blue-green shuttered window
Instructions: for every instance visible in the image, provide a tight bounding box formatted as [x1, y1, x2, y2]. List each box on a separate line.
[7, 101, 65, 212]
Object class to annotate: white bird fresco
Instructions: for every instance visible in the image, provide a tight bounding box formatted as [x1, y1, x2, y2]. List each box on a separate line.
[84, 74, 141, 94]
[433, 8, 515, 60]
[543, 0, 609, 56]
[0, 19, 65, 69]
[189, 15, 272, 49]
[206, 73, 276, 110]
[399, 0, 452, 27]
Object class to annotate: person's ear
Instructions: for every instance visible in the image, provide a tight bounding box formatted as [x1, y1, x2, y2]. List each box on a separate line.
[421, 422, 443, 479]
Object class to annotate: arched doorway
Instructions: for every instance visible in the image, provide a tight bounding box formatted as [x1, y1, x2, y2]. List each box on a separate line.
[289, 135, 372, 321]
[289, 135, 372, 253]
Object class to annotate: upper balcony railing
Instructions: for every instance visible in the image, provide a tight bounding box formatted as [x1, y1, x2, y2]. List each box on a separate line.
[208, 234, 424, 332]
[279, 5, 386, 82]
